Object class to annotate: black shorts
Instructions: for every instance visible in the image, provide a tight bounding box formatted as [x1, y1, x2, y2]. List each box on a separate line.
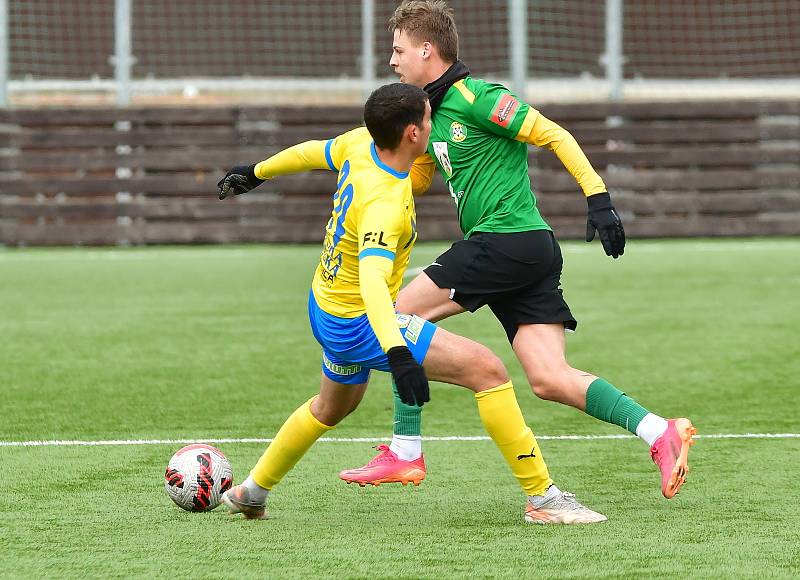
[423, 229, 576, 343]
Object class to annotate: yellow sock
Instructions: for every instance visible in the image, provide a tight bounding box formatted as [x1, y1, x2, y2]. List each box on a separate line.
[474, 382, 552, 496]
[250, 397, 334, 490]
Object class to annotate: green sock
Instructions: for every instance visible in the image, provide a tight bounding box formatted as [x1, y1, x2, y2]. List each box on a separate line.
[392, 379, 422, 436]
[585, 378, 649, 435]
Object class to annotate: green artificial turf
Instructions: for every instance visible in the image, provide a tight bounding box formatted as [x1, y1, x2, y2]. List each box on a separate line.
[1, 239, 798, 578]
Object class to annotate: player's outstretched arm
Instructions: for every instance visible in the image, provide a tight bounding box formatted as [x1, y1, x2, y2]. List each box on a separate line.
[218, 139, 333, 199]
[519, 112, 626, 258]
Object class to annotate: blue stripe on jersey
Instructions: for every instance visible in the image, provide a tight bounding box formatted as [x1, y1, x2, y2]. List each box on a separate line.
[370, 142, 409, 179]
[331, 160, 353, 251]
[358, 248, 396, 261]
[324, 139, 337, 171]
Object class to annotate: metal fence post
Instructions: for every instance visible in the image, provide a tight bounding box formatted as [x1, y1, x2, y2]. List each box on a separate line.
[114, 0, 132, 106]
[0, 0, 8, 107]
[509, 0, 527, 98]
[361, 0, 375, 100]
[604, 0, 624, 101]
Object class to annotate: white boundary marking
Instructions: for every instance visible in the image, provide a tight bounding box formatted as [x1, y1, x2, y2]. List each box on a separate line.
[1, 433, 798, 448]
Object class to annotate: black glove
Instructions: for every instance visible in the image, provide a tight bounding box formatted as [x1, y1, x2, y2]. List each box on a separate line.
[585, 192, 625, 258]
[387, 346, 430, 407]
[217, 164, 264, 199]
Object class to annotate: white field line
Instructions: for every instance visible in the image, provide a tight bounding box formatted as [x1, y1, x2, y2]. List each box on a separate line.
[1, 433, 799, 448]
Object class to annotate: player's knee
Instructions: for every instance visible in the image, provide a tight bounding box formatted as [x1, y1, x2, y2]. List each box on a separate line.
[473, 347, 509, 387]
[393, 293, 415, 316]
[311, 398, 354, 426]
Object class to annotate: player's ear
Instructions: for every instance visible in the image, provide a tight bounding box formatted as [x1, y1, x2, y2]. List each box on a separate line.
[407, 123, 420, 144]
[421, 42, 433, 59]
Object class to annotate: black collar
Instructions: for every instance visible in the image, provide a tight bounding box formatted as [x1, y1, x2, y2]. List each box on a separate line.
[423, 60, 471, 113]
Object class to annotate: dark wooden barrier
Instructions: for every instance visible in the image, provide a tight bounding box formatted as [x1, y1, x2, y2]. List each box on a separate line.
[0, 100, 798, 245]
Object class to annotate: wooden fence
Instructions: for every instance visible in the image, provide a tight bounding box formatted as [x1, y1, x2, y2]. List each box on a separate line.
[0, 100, 798, 245]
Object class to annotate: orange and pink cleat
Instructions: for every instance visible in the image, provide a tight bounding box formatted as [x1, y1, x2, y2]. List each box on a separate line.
[339, 444, 426, 487]
[650, 417, 697, 498]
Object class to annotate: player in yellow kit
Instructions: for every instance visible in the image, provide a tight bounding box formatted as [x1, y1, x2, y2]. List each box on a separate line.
[215, 83, 606, 524]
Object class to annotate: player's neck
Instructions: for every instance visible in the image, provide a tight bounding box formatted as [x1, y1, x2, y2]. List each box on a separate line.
[422, 60, 454, 86]
[374, 145, 416, 176]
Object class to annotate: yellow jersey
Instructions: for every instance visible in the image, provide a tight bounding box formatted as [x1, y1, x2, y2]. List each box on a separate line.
[311, 127, 417, 318]
[253, 126, 422, 352]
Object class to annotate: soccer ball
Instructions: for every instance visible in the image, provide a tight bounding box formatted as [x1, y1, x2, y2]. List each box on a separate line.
[164, 443, 233, 512]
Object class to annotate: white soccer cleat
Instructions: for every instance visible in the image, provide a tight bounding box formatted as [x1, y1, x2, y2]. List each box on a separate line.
[525, 489, 607, 525]
[221, 485, 268, 520]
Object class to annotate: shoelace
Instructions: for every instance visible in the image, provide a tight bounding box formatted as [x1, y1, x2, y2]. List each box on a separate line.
[363, 445, 397, 466]
[231, 488, 264, 508]
[544, 491, 591, 513]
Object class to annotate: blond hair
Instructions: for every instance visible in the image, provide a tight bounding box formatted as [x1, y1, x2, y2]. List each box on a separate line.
[389, 1, 458, 63]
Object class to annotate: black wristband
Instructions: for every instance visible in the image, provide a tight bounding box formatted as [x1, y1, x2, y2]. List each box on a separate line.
[587, 191, 613, 210]
[246, 163, 264, 187]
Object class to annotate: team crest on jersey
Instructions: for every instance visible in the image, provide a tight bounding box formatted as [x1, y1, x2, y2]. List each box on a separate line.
[432, 141, 453, 178]
[450, 122, 467, 143]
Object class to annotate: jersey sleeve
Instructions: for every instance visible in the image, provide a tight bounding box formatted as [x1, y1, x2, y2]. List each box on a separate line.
[325, 126, 372, 173]
[470, 82, 535, 140]
[470, 82, 606, 197]
[255, 126, 368, 178]
[357, 194, 405, 261]
[254, 140, 331, 179]
[410, 153, 436, 196]
[519, 112, 607, 197]
[356, 196, 406, 352]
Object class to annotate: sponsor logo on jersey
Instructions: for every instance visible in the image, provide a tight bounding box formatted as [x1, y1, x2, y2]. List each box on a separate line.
[489, 94, 520, 129]
[450, 121, 467, 142]
[432, 141, 453, 178]
[362, 231, 388, 246]
[447, 182, 464, 205]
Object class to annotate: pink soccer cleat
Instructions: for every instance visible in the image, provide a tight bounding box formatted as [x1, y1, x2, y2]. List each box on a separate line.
[650, 418, 697, 498]
[339, 444, 426, 487]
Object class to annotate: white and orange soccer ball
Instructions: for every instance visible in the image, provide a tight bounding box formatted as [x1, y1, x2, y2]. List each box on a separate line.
[164, 443, 233, 512]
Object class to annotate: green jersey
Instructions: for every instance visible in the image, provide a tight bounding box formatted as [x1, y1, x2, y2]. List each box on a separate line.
[426, 77, 550, 239]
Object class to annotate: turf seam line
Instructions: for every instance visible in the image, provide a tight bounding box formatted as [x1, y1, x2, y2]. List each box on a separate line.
[1, 433, 799, 447]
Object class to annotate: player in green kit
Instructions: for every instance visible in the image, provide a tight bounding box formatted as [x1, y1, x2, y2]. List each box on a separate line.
[339, 0, 697, 500]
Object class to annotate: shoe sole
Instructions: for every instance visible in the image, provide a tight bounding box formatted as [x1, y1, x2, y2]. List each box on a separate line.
[221, 493, 268, 520]
[341, 471, 426, 487]
[524, 511, 608, 525]
[664, 418, 697, 499]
